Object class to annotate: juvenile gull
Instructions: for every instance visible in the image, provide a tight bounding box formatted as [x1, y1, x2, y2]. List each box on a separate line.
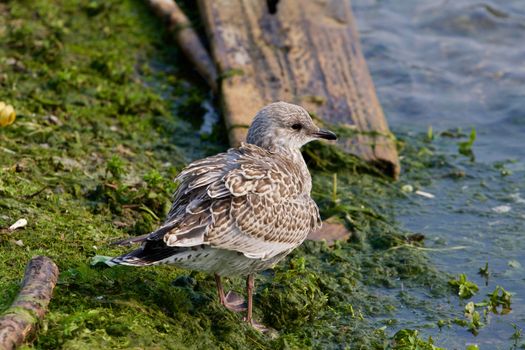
[109, 101, 337, 327]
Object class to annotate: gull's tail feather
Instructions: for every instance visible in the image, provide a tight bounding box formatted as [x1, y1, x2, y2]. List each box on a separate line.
[108, 240, 181, 267]
[110, 220, 180, 246]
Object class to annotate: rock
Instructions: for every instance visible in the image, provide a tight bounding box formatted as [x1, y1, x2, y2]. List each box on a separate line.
[307, 218, 351, 246]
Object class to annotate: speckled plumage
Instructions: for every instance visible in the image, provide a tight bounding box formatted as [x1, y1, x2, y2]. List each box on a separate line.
[109, 101, 337, 326]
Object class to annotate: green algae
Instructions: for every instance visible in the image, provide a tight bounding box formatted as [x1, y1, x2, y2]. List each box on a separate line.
[390, 329, 443, 350]
[448, 274, 479, 299]
[0, 1, 461, 349]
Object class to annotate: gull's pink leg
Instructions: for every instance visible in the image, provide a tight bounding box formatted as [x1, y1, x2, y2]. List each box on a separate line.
[243, 274, 268, 332]
[246, 274, 254, 323]
[214, 273, 226, 303]
[214, 273, 246, 312]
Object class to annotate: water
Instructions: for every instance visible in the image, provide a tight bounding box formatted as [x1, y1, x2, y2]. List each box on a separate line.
[354, 0, 525, 164]
[353, 0, 525, 348]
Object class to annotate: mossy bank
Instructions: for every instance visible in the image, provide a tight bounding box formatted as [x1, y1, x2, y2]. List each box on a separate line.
[0, 1, 478, 349]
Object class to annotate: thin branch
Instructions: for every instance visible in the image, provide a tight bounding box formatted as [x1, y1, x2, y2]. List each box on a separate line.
[146, 0, 218, 92]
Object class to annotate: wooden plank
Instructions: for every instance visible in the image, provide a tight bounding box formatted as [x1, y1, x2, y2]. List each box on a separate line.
[197, 0, 400, 177]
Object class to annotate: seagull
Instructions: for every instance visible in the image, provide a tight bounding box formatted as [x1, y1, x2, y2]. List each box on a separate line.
[108, 101, 337, 328]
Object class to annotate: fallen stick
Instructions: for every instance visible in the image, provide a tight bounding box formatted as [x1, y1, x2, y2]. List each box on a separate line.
[146, 0, 218, 92]
[0, 256, 59, 350]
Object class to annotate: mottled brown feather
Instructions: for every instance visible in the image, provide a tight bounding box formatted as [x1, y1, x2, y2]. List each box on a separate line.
[154, 143, 320, 260]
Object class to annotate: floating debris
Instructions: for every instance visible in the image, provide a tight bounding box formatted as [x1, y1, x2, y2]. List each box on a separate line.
[415, 190, 435, 199]
[492, 205, 511, 214]
[510, 193, 525, 204]
[507, 260, 522, 269]
[9, 218, 28, 231]
[401, 184, 414, 193]
[0, 101, 16, 127]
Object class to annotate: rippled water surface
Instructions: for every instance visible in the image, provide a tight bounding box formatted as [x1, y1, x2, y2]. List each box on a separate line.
[355, 0, 525, 163]
[353, 0, 525, 348]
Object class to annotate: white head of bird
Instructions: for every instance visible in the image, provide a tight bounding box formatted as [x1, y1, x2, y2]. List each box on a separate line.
[246, 102, 337, 153]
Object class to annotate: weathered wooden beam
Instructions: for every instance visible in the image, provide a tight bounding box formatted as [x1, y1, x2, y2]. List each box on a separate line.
[146, 0, 219, 92]
[197, 0, 399, 177]
[0, 256, 59, 350]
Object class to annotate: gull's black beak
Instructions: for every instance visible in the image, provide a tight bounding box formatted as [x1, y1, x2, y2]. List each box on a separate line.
[313, 129, 337, 141]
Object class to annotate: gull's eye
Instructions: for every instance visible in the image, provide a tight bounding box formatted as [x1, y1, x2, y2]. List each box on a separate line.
[291, 123, 302, 130]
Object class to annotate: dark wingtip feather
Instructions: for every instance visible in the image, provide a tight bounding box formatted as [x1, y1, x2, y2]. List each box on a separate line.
[111, 220, 179, 246]
[110, 233, 150, 246]
[109, 240, 181, 267]
[108, 248, 154, 267]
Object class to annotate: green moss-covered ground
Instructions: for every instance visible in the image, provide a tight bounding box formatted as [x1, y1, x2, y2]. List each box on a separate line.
[0, 1, 455, 349]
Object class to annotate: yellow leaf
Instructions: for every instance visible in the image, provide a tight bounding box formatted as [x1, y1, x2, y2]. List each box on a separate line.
[0, 102, 16, 127]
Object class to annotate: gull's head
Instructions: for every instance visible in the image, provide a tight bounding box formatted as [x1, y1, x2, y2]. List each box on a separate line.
[246, 102, 337, 152]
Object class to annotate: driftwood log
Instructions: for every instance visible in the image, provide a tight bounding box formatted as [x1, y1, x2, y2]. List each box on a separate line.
[0, 256, 59, 350]
[146, 0, 219, 92]
[197, 0, 399, 178]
